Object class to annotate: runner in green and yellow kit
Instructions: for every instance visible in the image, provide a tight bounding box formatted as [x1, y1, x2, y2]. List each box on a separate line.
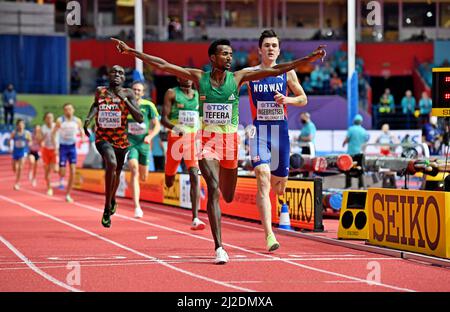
[112, 37, 326, 264]
[127, 81, 161, 218]
[162, 78, 206, 231]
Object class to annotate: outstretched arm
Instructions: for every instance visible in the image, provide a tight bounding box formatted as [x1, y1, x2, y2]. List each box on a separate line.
[111, 38, 203, 85]
[235, 45, 326, 87]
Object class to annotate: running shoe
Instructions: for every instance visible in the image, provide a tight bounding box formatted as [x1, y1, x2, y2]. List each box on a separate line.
[47, 188, 53, 196]
[65, 195, 74, 203]
[266, 233, 280, 252]
[191, 218, 206, 231]
[134, 206, 143, 218]
[214, 247, 229, 265]
[111, 199, 118, 215]
[13, 184, 20, 191]
[31, 179, 37, 187]
[101, 209, 111, 228]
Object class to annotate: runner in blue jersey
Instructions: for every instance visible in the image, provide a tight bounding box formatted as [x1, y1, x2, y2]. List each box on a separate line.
[9, 119, 32, 190]
[245, 30, 310, 252]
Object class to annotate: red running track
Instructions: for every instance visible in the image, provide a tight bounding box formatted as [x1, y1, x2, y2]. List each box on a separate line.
[0, 155, 449, 292]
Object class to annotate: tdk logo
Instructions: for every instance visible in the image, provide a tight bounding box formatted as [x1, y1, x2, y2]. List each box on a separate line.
[207, 104, 228, 110]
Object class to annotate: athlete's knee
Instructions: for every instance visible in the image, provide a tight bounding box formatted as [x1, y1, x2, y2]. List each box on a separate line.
[140, 172, 148, 182]
[272, 181, 287, 196]
[188, 167, 199, 185]
[105, 158, 118, 171]
[222, 191, 234, 203]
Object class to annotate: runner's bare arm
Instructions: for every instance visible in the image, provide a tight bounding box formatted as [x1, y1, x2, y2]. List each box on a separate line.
[111, 38, 203, 85]
[161, 89, 176, 130]
[234, 45, 326, 86]
[83, 102, 98, 138]
[116, 88, 144, 123]
[274, 70, 307, 107]
[145, 118, 161, 144]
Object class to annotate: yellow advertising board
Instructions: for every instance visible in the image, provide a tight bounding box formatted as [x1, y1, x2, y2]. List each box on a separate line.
[163, 174, 180, 206]
[338, 190, 369, 240]
[275, 179, 318, 231]
[367, 188, 450, 259]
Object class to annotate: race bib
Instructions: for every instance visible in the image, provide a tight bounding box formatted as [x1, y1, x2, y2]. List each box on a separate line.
[128, 122, 147, 135]
[203, 103, 232, 125]
[15, 140, 26, 148]
[178, 110, 199, 128]
[256, 101, 285, 121]
[98, 110, 121, 128]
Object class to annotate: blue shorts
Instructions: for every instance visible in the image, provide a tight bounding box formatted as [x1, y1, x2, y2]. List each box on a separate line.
[249, 120, 290, 177]
[12, 148, 27, 161]
[59, 144, 77, 166]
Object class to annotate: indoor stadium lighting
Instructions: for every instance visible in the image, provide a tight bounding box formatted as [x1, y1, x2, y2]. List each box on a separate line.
[427, 11, 433, 18]
[406, 18, 412, 24]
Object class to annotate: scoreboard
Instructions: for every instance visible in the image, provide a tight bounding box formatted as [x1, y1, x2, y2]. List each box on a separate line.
[432, 67, 450, 117]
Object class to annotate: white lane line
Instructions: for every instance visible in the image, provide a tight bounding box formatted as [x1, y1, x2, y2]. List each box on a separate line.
[146, 236, 158, 240]
[0, 235, 82, 292]
[0, 195, 254, 293]
[79, 191, 264, 232]
[23, 188, 416, 292]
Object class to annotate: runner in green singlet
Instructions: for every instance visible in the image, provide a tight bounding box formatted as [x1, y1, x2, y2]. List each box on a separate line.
[127, 81, 161, 218]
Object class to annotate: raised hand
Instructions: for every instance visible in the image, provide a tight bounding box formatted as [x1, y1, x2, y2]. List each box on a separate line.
[111, 37, 132, 54]
[274, 90, 288, 105]
[308, 45, 327, 63]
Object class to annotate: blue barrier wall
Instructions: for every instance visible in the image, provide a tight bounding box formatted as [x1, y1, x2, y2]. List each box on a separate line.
[0, 34, 68, 94]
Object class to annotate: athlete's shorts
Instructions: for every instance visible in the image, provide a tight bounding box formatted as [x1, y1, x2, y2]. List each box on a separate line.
[199, 131, 238, 170]
[59, 143, 77, 167]
[128, 142, 150, 166]
[41, 147, 57, 165]
[249, 121, 290, 177]
[165, 131, 199, 176]
[12, 149, 27, 161]
[95, 140, 128, 169]
[29, 150, 40, 161]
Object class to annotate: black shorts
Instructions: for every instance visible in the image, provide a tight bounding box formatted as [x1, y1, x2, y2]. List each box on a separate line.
[95, 141, 128, 167]
[29, 150, 40, 161]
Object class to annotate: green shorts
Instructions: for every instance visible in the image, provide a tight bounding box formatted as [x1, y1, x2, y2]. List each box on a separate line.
[128, 143, 150, 166]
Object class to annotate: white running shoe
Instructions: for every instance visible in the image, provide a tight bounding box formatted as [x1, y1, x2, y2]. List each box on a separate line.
[65, 195, 74, 203]
[31, 179, 37, 188]
[13, 184, 20, 191]
[134, 206, 144, 218]
[191, 218, 206, 231]
[47, 188, 53, 196]
[214, 247, 229, 265]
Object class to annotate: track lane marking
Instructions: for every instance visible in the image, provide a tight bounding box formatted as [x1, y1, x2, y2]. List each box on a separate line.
[0, 195, 255, 292]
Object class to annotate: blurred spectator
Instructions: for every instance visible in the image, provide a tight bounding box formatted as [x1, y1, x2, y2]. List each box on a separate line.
[422, 116, 442, 156]
[321, 62, 333, 94]
[247, 47, 259, 67]
[401, 90, 416, 129]
[301, 76, 314, 94]
[2, 83, 16, 126]
[310, 65, 323, 93]
[376, 123, 398, 156]
[70, 68, 81, 94]
[358, 72, 368, 110]
[378, 88, 395, 114]
[419, 91, 432, 125]
[330, 72, 343, 95]
[199, 20, 208, 41]
[168, 17, 182, 40]
[298, 112, 316, 155]
[401, 90, 416, 115]
[96, 66, 109, 87]
[128, 29, 135, 41]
